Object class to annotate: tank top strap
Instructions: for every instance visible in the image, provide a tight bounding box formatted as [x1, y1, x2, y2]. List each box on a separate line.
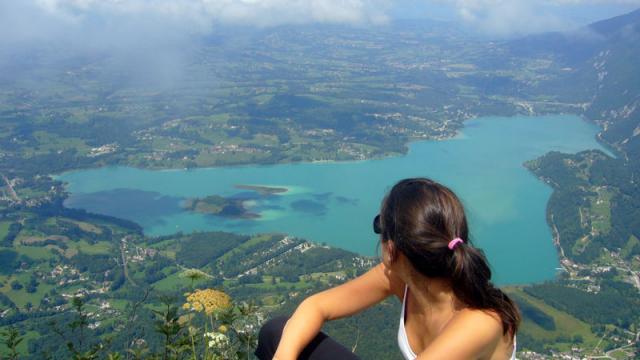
[398, 285, 417, 360]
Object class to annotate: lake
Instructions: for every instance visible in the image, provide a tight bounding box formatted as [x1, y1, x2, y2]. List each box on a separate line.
[57, 115, 611, 284]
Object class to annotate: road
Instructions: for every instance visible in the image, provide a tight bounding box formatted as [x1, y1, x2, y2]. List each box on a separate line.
[1, 174, 20, 202]
[586, 330, 639, 359]
[120, 237, 136, 286]
[632, 272, 640, 290]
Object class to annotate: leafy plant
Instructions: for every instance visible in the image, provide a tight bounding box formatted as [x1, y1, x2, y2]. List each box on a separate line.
[1, 326, 23, 360]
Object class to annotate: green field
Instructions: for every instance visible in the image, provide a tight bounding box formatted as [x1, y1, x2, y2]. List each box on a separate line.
[0, 271, 55, 308]
[621, 235, 640, 260]
[14, 245, 56, 260]
[71, 240, 112, 255]
[65, 219, 104, 234]
[218, 234, 276, 262]
[0, 330, 40, 356]
[151, 270, 191, 291]
[0, 221, 10, 240]
[507, 288, 599, 352]
[590, 187, 613, 234]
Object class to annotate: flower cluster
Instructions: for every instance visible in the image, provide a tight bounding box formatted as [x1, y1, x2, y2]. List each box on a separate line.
[205, 332, 230, 349]
[183, 289, 232, 315]
[180, 289, 263, 359]
[234, 318, 257, 336]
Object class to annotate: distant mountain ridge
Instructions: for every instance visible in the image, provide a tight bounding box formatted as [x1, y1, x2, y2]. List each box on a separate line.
[508, 7, 640, 65]
[589, 7, 640, 38]
[510, 7, 640, 158]
[582, 9, 640, 159]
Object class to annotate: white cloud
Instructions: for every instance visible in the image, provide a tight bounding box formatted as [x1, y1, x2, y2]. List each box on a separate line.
[449, 0, 568, 36]
[2, 0, 637, 46]
[548, 0, 640, 4]
[428, 0, 640, 36]
[0, 0, 394, 61]
[23, 0, 391, 31]
[0, 0, 392, 86]
[0, 0, 637, 66]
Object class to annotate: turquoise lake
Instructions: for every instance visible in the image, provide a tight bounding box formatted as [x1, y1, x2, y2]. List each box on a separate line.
[57, 115, 612, 285]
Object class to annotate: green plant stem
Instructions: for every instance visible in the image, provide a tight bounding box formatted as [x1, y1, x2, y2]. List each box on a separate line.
[189, 314, 197, 360]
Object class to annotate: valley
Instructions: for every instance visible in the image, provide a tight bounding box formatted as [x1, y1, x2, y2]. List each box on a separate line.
[1, 9, 640, 359]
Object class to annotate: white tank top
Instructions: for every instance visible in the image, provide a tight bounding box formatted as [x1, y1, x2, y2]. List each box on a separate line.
[397, 286, 517, 360]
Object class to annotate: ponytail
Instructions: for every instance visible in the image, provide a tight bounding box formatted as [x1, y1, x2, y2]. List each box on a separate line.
[451, 244, 520, 337]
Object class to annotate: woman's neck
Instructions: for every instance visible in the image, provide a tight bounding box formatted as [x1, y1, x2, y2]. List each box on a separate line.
[399, 259, 464, 313]
[406, 276, 459, 313]
[389, 252, 463, 314]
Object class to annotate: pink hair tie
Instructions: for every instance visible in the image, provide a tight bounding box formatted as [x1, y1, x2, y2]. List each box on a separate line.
[448, 238, 464, 250]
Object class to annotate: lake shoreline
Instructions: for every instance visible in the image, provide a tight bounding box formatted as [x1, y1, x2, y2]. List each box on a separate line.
[56, 115, 611, 285]
[53, 113, 612, 180]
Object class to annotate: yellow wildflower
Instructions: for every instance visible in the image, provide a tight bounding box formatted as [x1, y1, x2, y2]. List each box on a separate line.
[183, 289, 232, 315]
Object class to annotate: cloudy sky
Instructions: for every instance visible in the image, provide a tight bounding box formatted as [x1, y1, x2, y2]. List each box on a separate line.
[0, 0, 638, 82]
[398, 0, 640, 35]
[2, 0, 639, 40]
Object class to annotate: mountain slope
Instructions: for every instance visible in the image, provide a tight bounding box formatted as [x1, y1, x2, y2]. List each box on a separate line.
[507, 9, 640, 356]
[508, 8, 640, 65]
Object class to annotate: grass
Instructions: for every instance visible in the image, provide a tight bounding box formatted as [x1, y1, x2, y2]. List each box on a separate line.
[0, 271, 55, 309]
[13, 230, 35, 245]
[253, 94, 274, 104]
[66, 219, 103, 234]
[0, 329, 40, 356]
[596, 250, 617, 266]
[109, 299, 132, 312]
[72, 240, 111, 255]
[18, 234, 110, 259]
[621, 235, 640, 260]
[31, 131, 89, 154]
[234, 277, 315, 291]
[0, 221, 11, 240]
[505, 287, 598, 352]
[590, 187, 613, 234]
[151, 271, 190, 292]
[14, 245, 55, 260]
[218, 234, 274, 262]
[159, 249, 177, 260]
[260, 294, 283, 307]
[610, 349, 633, 359]
[9, 283, 55, 309]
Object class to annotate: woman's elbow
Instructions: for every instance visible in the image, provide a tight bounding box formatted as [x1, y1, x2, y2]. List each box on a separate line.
[297, 294, 330, 322]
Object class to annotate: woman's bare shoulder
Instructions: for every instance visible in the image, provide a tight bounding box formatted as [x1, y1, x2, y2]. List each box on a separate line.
[445, 307, 505, 344]
[416, 308, 504, 359]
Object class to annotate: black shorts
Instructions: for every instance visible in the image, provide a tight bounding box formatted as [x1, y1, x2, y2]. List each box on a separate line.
[255, 316, 361, 360]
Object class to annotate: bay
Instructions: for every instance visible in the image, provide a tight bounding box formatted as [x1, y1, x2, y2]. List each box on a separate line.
[57, 115, 612, 284]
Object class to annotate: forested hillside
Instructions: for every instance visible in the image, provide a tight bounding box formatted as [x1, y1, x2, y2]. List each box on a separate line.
[512, 8, 640, 357]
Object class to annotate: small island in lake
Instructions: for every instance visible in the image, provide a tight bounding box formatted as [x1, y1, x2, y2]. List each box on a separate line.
[235, 184, 289, 196]
[183, 186, 287, 219]
[182, 195, 259, 219]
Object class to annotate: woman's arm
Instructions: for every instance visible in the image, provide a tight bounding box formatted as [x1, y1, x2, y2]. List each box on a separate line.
[273, 262, 402, 360]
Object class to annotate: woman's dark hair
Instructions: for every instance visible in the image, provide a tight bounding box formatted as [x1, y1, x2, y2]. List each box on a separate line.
[380, 178, 520, 338]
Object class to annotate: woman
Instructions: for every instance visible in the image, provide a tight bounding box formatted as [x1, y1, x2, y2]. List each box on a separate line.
[255, 178, 520, 360]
